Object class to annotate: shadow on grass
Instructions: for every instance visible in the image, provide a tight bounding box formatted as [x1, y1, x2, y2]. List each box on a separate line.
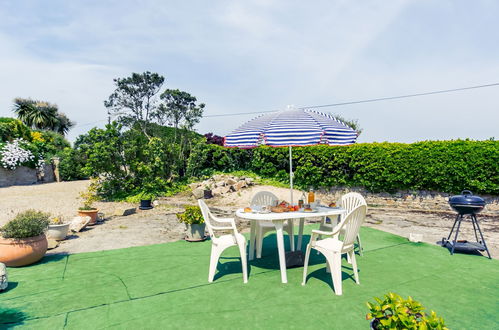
[213, 256, 249, 281]
[0, 308, 26, 327]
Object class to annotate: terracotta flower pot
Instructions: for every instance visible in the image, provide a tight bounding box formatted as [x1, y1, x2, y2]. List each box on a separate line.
[0, 234, 48, 267]
[78, 209, 99, 225]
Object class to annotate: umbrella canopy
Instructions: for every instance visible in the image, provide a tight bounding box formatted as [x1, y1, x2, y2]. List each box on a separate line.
[224, 109, 357, 148]
[224, 108, 358, 204]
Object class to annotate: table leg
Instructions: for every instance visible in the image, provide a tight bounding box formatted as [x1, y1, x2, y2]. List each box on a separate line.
[249, 220, 256, 261]
[297, 218, 305, 251]
[274, 220, 288, 283]
[289, 219, 295, 251]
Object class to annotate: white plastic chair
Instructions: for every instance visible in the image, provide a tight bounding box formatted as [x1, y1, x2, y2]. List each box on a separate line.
[319, 192, 367, 256]
[251, 191, 294, 258]
[302, 204, 367, 295]
[198, 200, 248, 283]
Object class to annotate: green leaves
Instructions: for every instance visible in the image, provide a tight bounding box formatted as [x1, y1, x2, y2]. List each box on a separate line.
[176, 205, 204, 225]
[188, 141, 499, 195]
[366, 292, 447, 330]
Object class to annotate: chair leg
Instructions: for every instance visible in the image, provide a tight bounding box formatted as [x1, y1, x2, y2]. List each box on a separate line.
[357, 234, 363, 256]
[302, 243, 312, 285]
[325, 252, 342, 295]
[208, 245, 223, 282]
[256, 226, 263, 259]
[349, 250, 360, 284]
[239, 242, 248, 284]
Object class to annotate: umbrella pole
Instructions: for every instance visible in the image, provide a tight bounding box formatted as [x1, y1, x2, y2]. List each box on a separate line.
[289, 146, 293, 205]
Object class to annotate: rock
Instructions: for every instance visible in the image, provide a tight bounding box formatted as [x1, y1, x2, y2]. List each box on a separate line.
[245, 178, 254, 185]
[192, 188, 204, 199]
[113, 208, 136, 216]
[408, 233, 423, 243]
[213, 186, 231, 196]
[188, 183, 199, 190]
[47, 238, 59, 250]
[0, 263, 7, 291]
[234, 180, 246, 191]
[226, 178, 237, 185]
[153, 200, 159, 206]
[70, 216, 91, 232]
[216, 181, 226, 187]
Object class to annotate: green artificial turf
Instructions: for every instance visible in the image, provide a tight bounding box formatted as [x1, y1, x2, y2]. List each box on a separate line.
[1, 226, 498, 329]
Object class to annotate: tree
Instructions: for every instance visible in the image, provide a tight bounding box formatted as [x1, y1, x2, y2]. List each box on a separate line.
[13, 98, 58, 130]
[158, 89, 205, 141]
[12, 98, 75, 135]
[104, 71, 165, 137]
[332, 113, 363, 136]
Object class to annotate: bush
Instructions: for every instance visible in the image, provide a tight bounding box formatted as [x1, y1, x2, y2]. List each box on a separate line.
[1, 210, 50, 239]
[57, 147, 87, 181]
[0, 117, 31, 142]
[186, 140, 499, 195]
[176, 205, 204, 225]
[366, 292, 447, 329]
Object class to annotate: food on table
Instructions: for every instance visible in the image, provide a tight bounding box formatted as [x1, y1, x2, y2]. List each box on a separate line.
[304, 207, 313, 212]
[293, 205, 300, 211]
[329, 202, 336, 207]
[271, 206, 289, 213]
[244, 207, 252, 213]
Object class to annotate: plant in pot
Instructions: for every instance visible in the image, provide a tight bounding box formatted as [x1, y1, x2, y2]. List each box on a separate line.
[177, 205, 206, 242]
[47, 216, 70, 241]
[366, 292, 447, 330]
[78, 184, 99, 225]
[0, 210, 50, 267]
[138, 191, 155, 210]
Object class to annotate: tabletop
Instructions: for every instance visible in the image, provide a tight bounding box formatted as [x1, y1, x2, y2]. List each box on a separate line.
[236, 206, 345, 221]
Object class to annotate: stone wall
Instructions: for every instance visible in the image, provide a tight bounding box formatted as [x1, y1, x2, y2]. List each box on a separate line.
[321, 188, 499, 216]
[0, 163, 56, 187]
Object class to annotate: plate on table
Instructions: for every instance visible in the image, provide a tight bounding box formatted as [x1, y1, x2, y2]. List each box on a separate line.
[302, 209, 318, 213]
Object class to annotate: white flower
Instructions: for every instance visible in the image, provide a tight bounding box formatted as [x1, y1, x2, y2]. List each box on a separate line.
[0, 138, 35, 170]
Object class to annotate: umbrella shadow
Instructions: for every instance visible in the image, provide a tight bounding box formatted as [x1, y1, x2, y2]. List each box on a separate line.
[0, 308, 26, 327]
[305, 265, 360, 293]
[213, 256, 249, 281]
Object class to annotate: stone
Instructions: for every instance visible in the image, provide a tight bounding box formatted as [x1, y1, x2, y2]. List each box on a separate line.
[216, 181, 226, 187]
[0, 262, 7, 291]
[188, 183, 199, 190]
[113, 208, 136, 216]
[70, 216, 91, 232]
[226, 178, 237, 185]
[47, 238, 59, 250]
[245, 178, 254, 185]
[233, 180, 246, 191]
[408, 233, 423, 243]
[213, 186, 231, 196]
[192, 187, 204, 199]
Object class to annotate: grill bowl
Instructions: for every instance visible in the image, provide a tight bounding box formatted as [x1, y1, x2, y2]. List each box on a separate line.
[449, 190, 485, 215]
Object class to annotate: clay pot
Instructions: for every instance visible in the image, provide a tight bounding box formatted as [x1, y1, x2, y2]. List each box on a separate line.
[78, 209, 99, 225]
[0, 234, 48, 267]
[47, 223, 70, 241]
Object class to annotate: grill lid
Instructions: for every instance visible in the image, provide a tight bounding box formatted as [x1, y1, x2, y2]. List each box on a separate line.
[449, 190, 485, 207]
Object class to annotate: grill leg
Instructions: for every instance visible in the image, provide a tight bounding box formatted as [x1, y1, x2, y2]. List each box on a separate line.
[472, 214, 491, 259]
[470, 214, 480, 243]
[450, 214, 463, 255]
[447, 214, 460, 241]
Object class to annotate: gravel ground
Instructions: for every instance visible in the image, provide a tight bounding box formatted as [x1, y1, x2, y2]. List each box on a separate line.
[1, 180, 497, 258]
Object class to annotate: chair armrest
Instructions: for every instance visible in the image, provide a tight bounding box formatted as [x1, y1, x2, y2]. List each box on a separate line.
[312, 229, 335, 236]
[211, 217, 237, 233]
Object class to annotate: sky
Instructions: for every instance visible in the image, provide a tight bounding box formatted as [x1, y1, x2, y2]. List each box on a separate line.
[0, 0, 498, 143]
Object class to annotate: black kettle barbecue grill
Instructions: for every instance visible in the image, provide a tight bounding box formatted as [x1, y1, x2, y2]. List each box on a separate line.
[441, 190, 491, 259]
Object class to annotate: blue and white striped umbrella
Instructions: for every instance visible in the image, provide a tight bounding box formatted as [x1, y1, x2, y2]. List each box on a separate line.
[224, 109, 357, 148]
[224, 109, 357, 203]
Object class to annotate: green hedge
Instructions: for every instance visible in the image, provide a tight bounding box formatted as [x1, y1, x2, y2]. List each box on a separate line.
[187, 140, 499, 195]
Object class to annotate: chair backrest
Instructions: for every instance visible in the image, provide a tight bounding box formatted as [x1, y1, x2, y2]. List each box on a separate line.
[341, 192, 367, 216]
[340, 204, 367, 249]
[251, 191, 279, 207]
[198, 200, 217, 238]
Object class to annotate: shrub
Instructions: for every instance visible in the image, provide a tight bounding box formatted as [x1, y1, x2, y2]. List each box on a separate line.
[186, 140, 499, 195]
[0, 117, 31, 142]
[366, 292, 447, 330]
[176, 205, 204, 225]
[1, 210, 50, 239]
[57, 147, 88, 181]
[0, 139, 36, 170]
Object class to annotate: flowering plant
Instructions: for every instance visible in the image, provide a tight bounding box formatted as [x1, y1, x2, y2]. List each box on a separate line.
[0, 139, 35, 170]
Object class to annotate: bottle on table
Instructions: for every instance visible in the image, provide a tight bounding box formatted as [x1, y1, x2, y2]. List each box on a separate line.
[308, 188, 315, 203]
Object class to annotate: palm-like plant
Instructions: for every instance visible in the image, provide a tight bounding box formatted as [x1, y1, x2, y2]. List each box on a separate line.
[12, 98, 74, 135]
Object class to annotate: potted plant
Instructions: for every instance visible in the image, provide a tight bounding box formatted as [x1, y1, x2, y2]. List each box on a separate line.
[177, 205, 206, 241]
[203, 185, 213, 199]
[366, 292, 447, 329]
[138, 191, 155, 210]
[78, 184, 99, 225]
[47, 216, 70, 241]
[0, 210, 50, 267]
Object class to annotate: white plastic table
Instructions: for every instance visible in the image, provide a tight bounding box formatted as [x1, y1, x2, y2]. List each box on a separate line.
[236, 207, 346, 283]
